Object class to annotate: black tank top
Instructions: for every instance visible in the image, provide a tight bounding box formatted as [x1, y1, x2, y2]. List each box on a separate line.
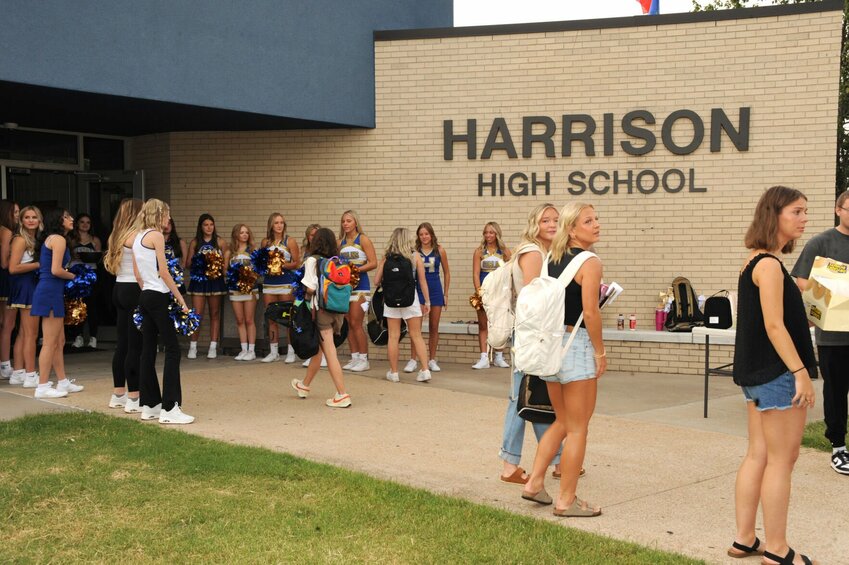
[547, 248, 586, 328]
[732, 253, 817, 386]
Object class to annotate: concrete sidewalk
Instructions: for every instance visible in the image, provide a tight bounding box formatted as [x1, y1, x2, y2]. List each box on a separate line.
[2, 349, 845, 564]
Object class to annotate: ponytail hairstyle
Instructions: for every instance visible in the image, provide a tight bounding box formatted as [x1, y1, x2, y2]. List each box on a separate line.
[35, 207, 70, 262]
[550, 202, 594, 263]
[194, 213, 220, 250]
[135, 199, 170, 232]
[104, 198, 143, 275]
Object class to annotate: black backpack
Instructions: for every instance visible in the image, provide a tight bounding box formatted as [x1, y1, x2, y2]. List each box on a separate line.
[665, 276, 704, 332]
[288, 300, 319, 359]
[381, 254, 416, 308]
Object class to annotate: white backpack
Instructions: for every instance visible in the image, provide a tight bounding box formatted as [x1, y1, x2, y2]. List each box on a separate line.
[512, 251, 596, 377]
[479, 244, 536, 350]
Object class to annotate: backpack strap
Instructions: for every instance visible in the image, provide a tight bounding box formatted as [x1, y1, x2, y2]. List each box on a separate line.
[552, 251, 597, 358]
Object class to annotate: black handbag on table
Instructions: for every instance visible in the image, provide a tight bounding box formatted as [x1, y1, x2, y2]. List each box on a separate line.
[704, 290, 733, 329]
[516, 373, 556, 424]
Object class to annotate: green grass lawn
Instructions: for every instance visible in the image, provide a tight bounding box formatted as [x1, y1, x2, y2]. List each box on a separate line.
[0, 412, 703, 564]
[802, 418, 848, 452]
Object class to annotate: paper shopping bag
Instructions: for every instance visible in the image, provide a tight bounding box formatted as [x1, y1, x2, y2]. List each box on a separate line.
[802, 256, 849, 331]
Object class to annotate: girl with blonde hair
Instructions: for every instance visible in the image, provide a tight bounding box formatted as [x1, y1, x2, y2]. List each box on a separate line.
[133, 199, 193, 424]
[226, 223, 259, 361]
[338, 210, 377, 372]
[471, 221, 511, 369]
[104, 197, 144, 412]
[7, 206, 42, 387]
[374, 227, 432, 383]
[260, 212, 300, 363]
[522, 202, 605, 518]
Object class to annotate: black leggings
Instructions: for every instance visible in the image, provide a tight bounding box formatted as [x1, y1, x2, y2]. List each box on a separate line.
[111, 282, 142, 391]
[139, 290, 182, 411]
[819, 345, 849, 448]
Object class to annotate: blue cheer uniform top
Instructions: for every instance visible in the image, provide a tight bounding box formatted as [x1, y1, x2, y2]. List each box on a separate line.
[30, 236, 70, 317]
[339, 233, 370, 299]
[263, 236, 296, 296]
[416, 247, 445, 307]
[188, 240, 227, 296]
[10, 247, 38, 309]
[229, 249, 259, 301]
[479, 246, 504, 285]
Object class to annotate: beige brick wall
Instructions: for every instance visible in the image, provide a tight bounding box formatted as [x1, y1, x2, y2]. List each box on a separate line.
[129, 9, 842, 373]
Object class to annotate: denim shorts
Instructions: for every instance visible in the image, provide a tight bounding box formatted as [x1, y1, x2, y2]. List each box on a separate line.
[742, 370, 795, 412]
[540, 327, 597, 384]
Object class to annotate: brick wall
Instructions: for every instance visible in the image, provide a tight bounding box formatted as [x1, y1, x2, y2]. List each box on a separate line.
[129, 9, 842, 374]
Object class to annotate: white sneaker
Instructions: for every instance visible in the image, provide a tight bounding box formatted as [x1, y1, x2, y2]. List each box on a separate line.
[57, 379, 84, 393]
[342, 356, 358, 370]
[22, 373, 40, 388]
[261, 351, 280, 363]
[386, 370, 400, 382]
[187, 346, 197, 359]
[301, 358, 311, 367]
[291, 378, 310, 398]
[0, 365, 11, 379]
[320, 355, 327, 368]
[417, 370, 432, 382]
[109, 394, 127, 408]
[140, 403, 162, 421]
[284, 346, 296, 363]
[34, 386, 68, 399]
[207, 346, 217, 359]
[88, 337, 97, 349]
[72, 335, 85, 348]
[159, 403, 195, 425]
[326, 393, 352, 408]
[472, 356, 490, 370]
[242, 351, 256, 361]
[351, 358, 370, 372]
[403, 359, 418, 373]
[428, 359, 441, 372]
[234, 350, 247, 361]
[124, 397, 142, 414]
[9, 370, 26, 385]
[493, 354, 510, 368]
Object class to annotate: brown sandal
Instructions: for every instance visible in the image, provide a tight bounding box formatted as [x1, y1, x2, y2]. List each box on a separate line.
[553, 496, 601, 517]
[552, 468, 586, 479]
[500, 467, 529, 485]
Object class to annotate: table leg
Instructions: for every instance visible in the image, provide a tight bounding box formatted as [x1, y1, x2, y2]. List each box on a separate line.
[704, 334, 710, 418]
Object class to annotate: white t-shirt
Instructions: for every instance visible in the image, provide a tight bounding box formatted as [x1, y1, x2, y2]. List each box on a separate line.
[301, 256, 319, 307]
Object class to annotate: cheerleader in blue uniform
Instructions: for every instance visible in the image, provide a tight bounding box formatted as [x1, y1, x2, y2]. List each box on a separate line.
[8, 205, 41, 387]
[227, 223, 259, 361]
[404, 222, 451, 374]
[30, 208, 81, 398]
[260, 213, 300, 363]
[0, 199, 19, 380]
[338, 210, 377, 372]
[472, 221, 511, 369]
[187, 213, 228, 359]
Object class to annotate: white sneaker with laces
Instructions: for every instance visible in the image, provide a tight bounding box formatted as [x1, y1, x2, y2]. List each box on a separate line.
[22, 373, 40, 388]
[124, 397, 142, 414]
[261, 351, 280, 363]
[416, 370, 432, 382]
[302, 358, 311, 367]
[72, 335, 85, 348]
[0, 365, 11, 379]
[88, 337, 97, 349]
[428, 359, 441, 372]
[159, 403, 195, 424]
[832, 450, 849, 475]
[472, 356, 490, 370]
[403, 359, 418, 373]
[291, 378, 310, 398]
[9, 370, 26, 385]
[386, 370, 400, 382]
[109, 394, 127, 408]
[284, 345, 296, 363]
[234, 350, 247, 361]
[34, 386, 68, 399]
[342, 355, 359, 370]
[493, 354, 510, 368]
[140, 403, 162, 421]
[187, 346, 197, 359]
[326, 393, 352, 408]
[351, 357, 369, 372]
[207, 346, 217, 359]
[242, 351, 256, 361]
[57, 379, 84, 393]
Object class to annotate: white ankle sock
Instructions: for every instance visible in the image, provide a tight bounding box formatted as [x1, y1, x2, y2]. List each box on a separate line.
[248, 343, 255, 352]
[270, 343, 279, 354]
[189, 342, 198, 351]
[209, 341, 218, 350]
[834, 447, 847, 455]
[240, 342, 248, 352]
[0, 360, 10, 369]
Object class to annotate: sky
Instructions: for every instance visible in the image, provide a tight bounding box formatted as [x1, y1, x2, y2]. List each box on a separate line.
[453, 0, 773, 27]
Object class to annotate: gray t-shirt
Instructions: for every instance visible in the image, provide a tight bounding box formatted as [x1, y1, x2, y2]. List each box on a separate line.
[791, 227, 849, 346]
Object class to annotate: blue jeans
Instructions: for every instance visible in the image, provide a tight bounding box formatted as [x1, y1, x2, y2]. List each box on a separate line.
[499, 370, 561, 465]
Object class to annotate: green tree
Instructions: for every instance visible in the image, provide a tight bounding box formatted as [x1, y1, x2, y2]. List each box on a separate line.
[693, 0, 849, 199]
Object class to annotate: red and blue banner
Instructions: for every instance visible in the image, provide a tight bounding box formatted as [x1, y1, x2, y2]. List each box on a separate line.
[638, 0, 660, 15]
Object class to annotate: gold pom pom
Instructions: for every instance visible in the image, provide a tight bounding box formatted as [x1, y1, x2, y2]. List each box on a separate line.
[237, 265, 259, 294]
[267, 249, 284, 276]
[64, 298, 87, 326]
[204, 249, 224, 280]
[349, 264, 361, 289]
[469, 289, 483, 311]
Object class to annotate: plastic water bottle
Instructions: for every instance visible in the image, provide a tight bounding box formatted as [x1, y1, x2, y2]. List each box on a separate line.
[697, 294, 706, 312]
[617, 313, 624, 330]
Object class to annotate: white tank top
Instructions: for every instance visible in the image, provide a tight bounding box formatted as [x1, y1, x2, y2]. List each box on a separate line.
[132, 229, 169, 293]
[116, 245, 136, 283]
[21, 249, 34, 264]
